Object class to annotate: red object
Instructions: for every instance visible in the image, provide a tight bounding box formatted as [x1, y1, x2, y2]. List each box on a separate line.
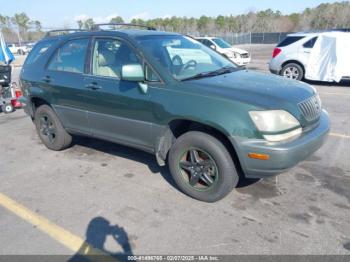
[11, 90, 23, 108]
[272, 48, 282, 58]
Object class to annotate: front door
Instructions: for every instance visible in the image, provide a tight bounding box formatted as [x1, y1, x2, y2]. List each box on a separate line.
[84, 37, 155, 151]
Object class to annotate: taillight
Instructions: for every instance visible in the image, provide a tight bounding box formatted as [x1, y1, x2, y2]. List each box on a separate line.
[272, 48, 282, 58]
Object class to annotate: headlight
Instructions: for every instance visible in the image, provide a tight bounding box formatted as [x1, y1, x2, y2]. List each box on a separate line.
[249, 110, 302, 142]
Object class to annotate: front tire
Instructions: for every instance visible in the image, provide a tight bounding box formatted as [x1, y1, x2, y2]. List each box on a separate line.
[281, 63, 304, 81]
[34, 105, 72, 151]
[168, 131, 239, 202]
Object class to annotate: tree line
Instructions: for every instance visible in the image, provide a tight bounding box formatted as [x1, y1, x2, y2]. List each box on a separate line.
[1, 1, 350, 43]
[0, 12, 43, 43]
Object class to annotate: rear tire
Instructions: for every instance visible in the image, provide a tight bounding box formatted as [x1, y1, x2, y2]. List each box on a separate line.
[168, 131, 239, 202]
[281, 63, 304, 81]
[34, 105, 72, 151]
[2, 103, 14, 114]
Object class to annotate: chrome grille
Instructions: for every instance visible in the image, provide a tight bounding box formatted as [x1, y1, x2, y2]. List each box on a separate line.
[298, 95, 322, 122]
[240, 53, 249, 58]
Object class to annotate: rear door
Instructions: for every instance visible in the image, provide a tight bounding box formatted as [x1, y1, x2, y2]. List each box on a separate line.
[300, 36, 318, 63]
[44, 37, 91, 134]
[83, 37, 156, 151]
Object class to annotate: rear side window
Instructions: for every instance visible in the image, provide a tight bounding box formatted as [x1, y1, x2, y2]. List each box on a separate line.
[200, 39, 213, 47]
[48, 38, 89, 74]
[277, 36, 305, 47]
[24, 40, 55, 65]
[303, 37, 318, 48]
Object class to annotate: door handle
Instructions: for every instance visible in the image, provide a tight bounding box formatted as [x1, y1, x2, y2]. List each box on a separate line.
[42, 76, 51, 83]
[85, 82, 101, 90]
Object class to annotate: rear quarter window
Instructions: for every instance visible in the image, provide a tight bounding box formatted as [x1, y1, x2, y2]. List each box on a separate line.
[24, 40, 55, 66]
[47, 38, 89, 74]
[277, 36, 305, 47]
[303, 37, 318, 48]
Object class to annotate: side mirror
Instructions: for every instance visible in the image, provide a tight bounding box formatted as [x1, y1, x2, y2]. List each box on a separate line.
[121, 64, 145, 82]
[210, 45, 216, 50]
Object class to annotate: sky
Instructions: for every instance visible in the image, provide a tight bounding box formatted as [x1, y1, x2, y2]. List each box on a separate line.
[0, 0, 340, 28]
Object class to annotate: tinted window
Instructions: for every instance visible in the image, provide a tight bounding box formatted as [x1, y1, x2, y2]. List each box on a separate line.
[24, 40, 55, 65]
[48, 38, 89, 74]
[92, 38, 140, 79]
[303, 37, 318, 48]
[277, 36, 305, 47]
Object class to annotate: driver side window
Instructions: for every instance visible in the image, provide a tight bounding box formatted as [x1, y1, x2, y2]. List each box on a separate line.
[92, 39, 140, 79]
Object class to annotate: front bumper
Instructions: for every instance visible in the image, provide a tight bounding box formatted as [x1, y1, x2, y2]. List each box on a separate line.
[230, 57, 251, 66]
[230, 110, 330, 178]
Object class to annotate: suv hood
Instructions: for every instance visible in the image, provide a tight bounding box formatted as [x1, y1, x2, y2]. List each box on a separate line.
[186, 70, 315, 110]
[224, 47, 249, 55]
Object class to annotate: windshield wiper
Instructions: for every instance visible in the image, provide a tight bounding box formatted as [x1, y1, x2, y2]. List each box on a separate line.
[180, 66, 241, 81]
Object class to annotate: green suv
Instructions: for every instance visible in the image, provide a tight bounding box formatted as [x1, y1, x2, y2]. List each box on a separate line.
[20, 24, 330, 202]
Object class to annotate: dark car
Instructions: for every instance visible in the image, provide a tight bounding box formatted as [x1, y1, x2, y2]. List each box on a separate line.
[19, 24, 330, 202]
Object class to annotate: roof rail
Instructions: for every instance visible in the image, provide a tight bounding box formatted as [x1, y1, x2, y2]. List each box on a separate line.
[331, 28, 350, 32]
[45, 29, 87, 37]
[92, 23, 157, 31]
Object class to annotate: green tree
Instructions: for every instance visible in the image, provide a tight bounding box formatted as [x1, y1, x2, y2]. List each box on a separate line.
[77, 20, 83, 29]
[215, 15, 225, 31]
[12, 12, 30, 31]
[83, 18, 95, 30]
[31, 20, 42, 32]
[110, 16, 124, 24]
[198, 15, 210, 32]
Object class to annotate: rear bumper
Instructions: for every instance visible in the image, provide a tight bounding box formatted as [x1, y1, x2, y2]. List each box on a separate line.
[268, 60, 282, 75]
[269, 68, 280, 75]
[230, 110, 330, 178]
[18, 96, 33, 117]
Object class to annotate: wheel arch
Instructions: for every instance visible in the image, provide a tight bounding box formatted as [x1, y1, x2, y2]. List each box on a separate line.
[155, 119, 243, 176]
[30, 96, 52, 119]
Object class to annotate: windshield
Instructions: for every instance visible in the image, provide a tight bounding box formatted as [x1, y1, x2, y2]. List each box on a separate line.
[137, 35, 236, 81]
[212, 38, 231, 49]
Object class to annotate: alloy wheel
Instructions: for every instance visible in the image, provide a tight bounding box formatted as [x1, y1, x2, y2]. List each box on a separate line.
[39, 115, 56, 144]
[283, 66, 300, 80]
[178, 148, 219, 191]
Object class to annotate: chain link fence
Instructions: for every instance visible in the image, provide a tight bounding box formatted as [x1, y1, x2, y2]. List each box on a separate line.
[216, 32, 291, 45]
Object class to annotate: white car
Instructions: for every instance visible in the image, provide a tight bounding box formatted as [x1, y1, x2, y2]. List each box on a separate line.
[269, 31, 350, 81]
[7, 43, 30, 55]
[196, 37, 251, 66]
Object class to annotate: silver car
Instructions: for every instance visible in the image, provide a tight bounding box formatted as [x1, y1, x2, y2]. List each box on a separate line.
[269, 32, 320, 81]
